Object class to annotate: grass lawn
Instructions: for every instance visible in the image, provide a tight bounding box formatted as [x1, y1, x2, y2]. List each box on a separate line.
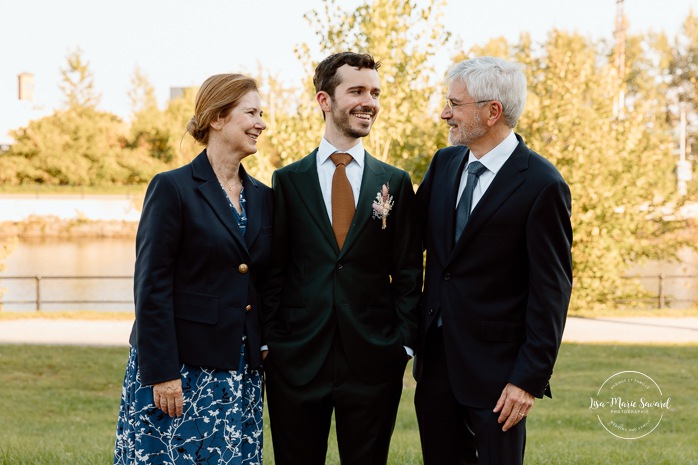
[0, 343, 696, 464]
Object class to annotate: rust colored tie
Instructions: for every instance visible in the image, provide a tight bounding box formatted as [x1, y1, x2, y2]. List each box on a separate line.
[330, 152, 355, 250]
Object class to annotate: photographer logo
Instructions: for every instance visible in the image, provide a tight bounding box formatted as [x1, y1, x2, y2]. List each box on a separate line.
[589, 371, 670, 439]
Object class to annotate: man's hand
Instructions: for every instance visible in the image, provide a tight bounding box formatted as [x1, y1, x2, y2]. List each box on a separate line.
[493, 383, 534, 431]
[153, 378, 184, 418]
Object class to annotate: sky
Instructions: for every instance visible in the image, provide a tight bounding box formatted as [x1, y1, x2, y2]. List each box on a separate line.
[0, 0, 695, 128]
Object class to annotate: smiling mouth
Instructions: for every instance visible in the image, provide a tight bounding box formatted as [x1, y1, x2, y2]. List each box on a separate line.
[247, 133, 259, 141]
[352, 112, 373, 121]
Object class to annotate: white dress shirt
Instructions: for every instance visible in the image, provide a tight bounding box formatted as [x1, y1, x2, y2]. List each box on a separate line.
[316, 137, 365, 224]
[455, 130, 518, 211]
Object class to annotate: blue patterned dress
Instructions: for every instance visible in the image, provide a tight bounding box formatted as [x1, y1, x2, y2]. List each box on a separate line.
[114, 186, 263, 465]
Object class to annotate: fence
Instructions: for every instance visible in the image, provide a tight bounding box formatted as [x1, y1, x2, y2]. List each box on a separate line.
[0, 274, 697, 311]
[0, 275, 133, 311]
[617, 274, 698, 308]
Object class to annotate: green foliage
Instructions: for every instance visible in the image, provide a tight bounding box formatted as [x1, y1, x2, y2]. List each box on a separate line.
[2, 51, 170, 186]
[126, 69, 199, 167]
[4, 107, 162, 185]
[59, 47, 100, 110]
[161, 88, 199, 166]
[126, 67, 174, 163]
[263, 0, 450, 180]
[518, 30, 686, 310]
[2, 6, 698, 312]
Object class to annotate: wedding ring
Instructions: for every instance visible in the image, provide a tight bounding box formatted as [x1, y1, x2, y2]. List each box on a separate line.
[518, 413, 525, 417]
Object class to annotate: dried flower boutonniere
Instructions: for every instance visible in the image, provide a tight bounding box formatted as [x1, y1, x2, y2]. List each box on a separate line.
[371, 182, 394, 229]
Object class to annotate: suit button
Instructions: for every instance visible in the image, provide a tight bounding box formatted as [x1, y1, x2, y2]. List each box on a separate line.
[337, 263, 343, 270]
[443, 272, 451, 280]
[238, 264, 249, 274]
[245, 305, 252, 312]
[428, 308, 434, 316]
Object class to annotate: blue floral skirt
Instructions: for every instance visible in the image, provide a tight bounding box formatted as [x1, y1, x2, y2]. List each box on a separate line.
[114, 343, 263, 465]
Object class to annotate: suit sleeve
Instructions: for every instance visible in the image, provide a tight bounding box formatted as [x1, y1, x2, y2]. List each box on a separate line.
[260, 170, 289, 342]
[509, 177, 573, 397]
[390, 170, 424, 350]
[133, 173, 183, 385]
[415, 151, 438, 252]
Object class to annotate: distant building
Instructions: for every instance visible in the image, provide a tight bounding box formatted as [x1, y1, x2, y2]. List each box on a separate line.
[0, 73, 51, 152]
[18, 72, 34, 101]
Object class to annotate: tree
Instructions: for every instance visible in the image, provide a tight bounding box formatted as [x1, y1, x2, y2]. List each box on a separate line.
[59, 47, 101, 110]
[264, 0, 450, 181]
[516, 30, 684, 310]
[127, 67, 174, 163]
[161, 87, 199, 167]
[1, 52, 164, 185]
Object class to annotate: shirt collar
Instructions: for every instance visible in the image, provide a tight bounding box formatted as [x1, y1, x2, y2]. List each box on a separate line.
[467, 130, 517, 174]
[318, 137, 365, 168]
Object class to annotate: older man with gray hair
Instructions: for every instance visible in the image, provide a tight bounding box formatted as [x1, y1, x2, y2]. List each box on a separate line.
[414, 56, 573, 465]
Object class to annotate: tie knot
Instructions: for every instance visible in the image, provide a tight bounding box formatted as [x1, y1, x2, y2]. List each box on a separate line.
[331, 152, 353, 167]
[467, 161, 487, 177]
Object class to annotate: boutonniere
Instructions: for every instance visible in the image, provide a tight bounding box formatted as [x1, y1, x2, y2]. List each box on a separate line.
[371, 182, 394, 229]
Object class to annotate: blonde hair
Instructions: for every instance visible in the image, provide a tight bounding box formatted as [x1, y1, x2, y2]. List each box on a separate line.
[186, 74, 259, 145]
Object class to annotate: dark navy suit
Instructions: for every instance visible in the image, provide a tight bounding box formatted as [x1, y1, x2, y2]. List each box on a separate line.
[129, 149, 273, 386]
[414, 135, 573, 464]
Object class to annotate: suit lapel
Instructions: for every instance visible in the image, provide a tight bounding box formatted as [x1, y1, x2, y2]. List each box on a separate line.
[450, 142, 528, 260]
[191, 150, 250, 258]
[287, 150, 338, 249]
[340, 152, 390, 257]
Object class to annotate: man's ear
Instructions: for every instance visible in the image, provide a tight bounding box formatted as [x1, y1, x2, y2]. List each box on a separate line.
[316, 91, 331, 114]
[486, 101, 504, 127]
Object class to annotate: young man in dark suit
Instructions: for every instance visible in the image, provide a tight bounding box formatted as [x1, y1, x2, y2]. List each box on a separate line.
[262, 52, 422, 465]
[414, 56, 573, 465]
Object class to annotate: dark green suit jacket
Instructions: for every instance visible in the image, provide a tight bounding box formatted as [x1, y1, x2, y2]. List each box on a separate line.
[263, 149, 422, 386]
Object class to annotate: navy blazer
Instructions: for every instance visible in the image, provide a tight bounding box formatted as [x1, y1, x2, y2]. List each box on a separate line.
[415, 134, 573, 408]
[129, 150, 273, 386]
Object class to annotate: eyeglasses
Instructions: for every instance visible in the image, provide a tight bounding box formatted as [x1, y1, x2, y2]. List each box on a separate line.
[444, 98, 491, 111]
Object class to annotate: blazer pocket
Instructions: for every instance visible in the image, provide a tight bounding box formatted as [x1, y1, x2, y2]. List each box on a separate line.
[479, 321, 524, 343]
[174, 289, 219, 325]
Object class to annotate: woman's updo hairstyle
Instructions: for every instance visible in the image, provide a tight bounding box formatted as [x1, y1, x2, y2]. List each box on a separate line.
[186, 74, 259, 145]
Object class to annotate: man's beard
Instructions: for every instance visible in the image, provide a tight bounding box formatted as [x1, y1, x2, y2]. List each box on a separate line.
[331, 101, 374, 139]
[449, 121, 487, 146]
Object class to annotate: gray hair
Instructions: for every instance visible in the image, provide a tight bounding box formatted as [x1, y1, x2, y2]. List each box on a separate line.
[446, 57, 527, 129]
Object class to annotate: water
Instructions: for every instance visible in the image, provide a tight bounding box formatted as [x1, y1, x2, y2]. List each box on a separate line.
[1, 238, 697, 312]
[0, 237, 135, 312]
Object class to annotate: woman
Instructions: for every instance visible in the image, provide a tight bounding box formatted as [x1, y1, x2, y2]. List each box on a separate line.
[114, 74, 271, 465]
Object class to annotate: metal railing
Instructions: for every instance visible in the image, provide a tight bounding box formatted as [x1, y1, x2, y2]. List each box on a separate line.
[0, 274, 696, 311]
[0, 275, 133, 311]
[619, 273, 698, 308]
